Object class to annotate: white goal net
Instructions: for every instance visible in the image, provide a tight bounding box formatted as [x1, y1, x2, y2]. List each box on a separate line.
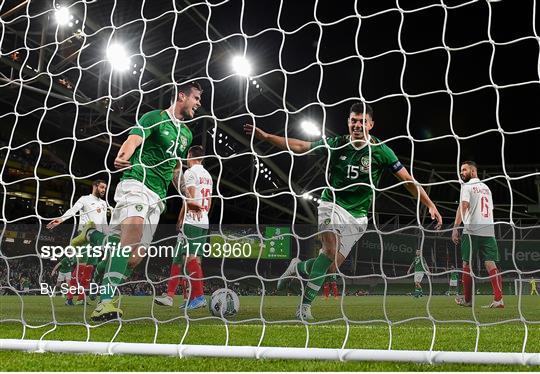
[1, 0, 540, 366]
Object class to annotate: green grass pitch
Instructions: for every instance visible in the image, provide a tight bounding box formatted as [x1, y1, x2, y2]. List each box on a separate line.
[1, 294, 539, 371]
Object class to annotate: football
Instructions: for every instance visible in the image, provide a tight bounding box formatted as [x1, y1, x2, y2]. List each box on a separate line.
[209, 288, 240, 317]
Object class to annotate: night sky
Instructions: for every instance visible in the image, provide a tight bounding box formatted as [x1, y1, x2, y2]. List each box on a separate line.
[1, 0, 539, 224]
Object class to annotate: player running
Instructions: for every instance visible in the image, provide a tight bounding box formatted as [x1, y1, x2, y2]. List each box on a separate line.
[70, 81, 202, 321]
[47, 179, 108, 305]
[407, 250, 429, 298]
[452, 161, 504, 309]
[245, 102, 443, 320]
[154, 145, 212, 309]
[50, 256, 76, 297]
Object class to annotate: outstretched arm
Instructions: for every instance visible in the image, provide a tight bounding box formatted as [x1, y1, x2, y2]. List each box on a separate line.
[243, 124, 311, 153]
[394, 167, 442, 229]
[47, 198, 84, 230]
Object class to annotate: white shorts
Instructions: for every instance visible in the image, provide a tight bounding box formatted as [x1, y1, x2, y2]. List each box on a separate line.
[414, 272, 424, 283]
[57, 272, 71, 283]
[318, 201, 368, 258]
[449, 279, 458, 287]
[109, 179, 164, 248]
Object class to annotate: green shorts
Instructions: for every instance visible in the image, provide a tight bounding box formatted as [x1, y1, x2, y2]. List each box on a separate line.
[173, 224, 208, 264]
[460, 234, 500, 262]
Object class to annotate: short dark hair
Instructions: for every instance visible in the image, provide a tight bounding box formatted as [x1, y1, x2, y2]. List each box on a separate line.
[92, 179, 106, 187]
[350, 102, 374, 119]
[172, 81, 202, 103]
[187, 145, 205, 160]
[461, 160, 478, 169]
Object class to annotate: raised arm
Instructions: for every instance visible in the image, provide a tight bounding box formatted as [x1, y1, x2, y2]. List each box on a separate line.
[114, 134, 143, 170]
[243, 124, 311, 153]
[394, 167, 442, 229]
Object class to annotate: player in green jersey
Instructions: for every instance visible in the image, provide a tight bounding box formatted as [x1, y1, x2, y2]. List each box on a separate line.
[70, 81, 202, 321]
[407, 250, 429, 297]
[245, 102, 442, 320]
[51, 256, 76, 297]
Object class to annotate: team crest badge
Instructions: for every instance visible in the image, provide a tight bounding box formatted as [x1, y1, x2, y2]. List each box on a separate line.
[135, 204, 144, 212]
[180, 136, 188, 151]
[360, 155, 370, 173]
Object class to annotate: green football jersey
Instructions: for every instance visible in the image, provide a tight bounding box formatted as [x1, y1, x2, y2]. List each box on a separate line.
[450, 272, 459, 281]
[310, 135, 402, 218]
[121, 110, 193, 199]
[58, 256, 75, 273]
[413, 256, 425, 272]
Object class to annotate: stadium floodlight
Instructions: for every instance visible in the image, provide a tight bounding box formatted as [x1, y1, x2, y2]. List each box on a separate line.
[106, 44, 131, 72]
[301, 120, 321, 137]
[54, 7, 70, 26]
[302, 192, 311, 199]
[231, 55, 252, 77]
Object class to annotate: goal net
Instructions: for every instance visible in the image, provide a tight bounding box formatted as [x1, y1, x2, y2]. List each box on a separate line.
[1, 0, 540, 366]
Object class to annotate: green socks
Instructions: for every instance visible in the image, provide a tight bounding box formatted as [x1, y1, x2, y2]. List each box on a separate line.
[297, 258, 316, 277]
[302, 253, 333, 305]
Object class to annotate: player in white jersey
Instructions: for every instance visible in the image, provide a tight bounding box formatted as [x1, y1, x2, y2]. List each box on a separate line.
[452, 161, 504, 309]
[47, 179, 108, 305]
[47, 179, 108, 232]
[155, 145, 212, 309]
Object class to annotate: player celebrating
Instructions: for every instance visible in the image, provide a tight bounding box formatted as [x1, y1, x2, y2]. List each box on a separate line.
[71, 81, 202, 321]
[154, 145, 212, 309]
[452, 161, 504, 308]
[50, 256, 76, 297]
[447, 266, 459, 295]
[407, 250, 429, 298]
[47, 179, 108, 305]
[244, 102, 443, 320]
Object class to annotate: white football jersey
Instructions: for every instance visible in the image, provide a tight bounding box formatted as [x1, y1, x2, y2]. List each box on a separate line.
[182, 164, 213, 228]
[460, 178, 495, 237]
[60, 194, 108, 232]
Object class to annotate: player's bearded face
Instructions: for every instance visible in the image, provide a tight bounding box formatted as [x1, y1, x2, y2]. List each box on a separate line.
[460, 166, 471, 182]
[95, 183, 106, 198]
[348, 113, 373, 141]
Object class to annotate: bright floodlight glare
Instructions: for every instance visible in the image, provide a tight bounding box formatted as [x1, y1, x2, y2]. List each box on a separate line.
[106, 44, 130, 72]
[302, 193, 310, 200]
[301, 120, 321, 137]
[231, 55, 252, 77]
[55, 7, 70, 26]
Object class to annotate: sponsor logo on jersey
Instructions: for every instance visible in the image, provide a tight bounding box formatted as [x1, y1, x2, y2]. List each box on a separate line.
[340, 155, 347, 160]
